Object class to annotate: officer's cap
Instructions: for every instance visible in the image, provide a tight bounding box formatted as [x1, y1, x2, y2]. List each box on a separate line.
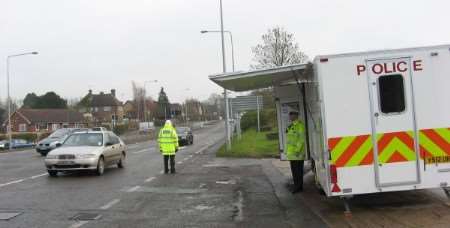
[289, 111, 299, 116]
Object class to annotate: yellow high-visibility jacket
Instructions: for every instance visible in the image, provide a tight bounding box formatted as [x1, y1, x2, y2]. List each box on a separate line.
[286, 120, 306, 160]
[158, 123, 179, 155]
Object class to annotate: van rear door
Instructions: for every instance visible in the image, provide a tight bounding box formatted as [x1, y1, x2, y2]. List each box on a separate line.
[366, 57, 421, 188]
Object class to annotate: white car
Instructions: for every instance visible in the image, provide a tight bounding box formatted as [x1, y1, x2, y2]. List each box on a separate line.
[44, 130, 127, 177]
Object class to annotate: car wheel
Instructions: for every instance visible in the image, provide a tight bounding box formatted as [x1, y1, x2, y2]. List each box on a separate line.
[96, 157, 105, 176]
[117, 153, 125, 168]
[48, 170, 58, 177]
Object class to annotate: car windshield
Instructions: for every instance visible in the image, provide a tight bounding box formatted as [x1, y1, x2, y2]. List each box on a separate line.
[176, 127, 189, 134]
[48, 129, 71, 138]
[63, 133, 103, 147]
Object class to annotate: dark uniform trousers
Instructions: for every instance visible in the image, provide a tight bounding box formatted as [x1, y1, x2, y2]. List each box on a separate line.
[290, 160, 304, 190]
[164, 155, 175, 173]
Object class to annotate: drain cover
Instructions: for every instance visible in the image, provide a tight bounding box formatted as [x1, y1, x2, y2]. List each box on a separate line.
[0, 212, 22, 220]
[71, 213, 102, 221]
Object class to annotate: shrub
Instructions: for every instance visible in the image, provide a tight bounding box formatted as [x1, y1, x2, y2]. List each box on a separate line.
[113, 124, 129, 135]
[240, 108, 277, 131]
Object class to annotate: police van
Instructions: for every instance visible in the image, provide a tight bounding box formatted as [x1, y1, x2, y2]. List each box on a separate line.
[210, 44, 450, 209]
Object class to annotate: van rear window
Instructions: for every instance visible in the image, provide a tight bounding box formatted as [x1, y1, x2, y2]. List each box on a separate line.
[378, 74, 406, 114]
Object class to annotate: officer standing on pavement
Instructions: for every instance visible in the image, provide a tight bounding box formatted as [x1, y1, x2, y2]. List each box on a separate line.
[158, 120, 179, 174]
[286, 111, 306, 193]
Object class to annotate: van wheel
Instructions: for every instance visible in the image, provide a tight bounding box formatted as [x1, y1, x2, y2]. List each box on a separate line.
[118, 153, 125, 168]
[96, 157, 105, 176]
[48, 170, 58, 177]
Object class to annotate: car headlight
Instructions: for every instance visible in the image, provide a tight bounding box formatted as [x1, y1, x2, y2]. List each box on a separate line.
[46, 155, 58, 159]
[77, 154, 97, 159]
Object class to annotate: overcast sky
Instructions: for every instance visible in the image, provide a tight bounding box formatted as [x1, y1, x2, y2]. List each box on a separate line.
[1, 0, 449, 103]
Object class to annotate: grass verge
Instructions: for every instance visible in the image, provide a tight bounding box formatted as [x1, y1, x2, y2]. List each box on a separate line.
[217, 129, 279, 158]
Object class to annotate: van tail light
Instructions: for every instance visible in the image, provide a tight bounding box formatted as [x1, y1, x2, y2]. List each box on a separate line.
[330, 164, 337, 184]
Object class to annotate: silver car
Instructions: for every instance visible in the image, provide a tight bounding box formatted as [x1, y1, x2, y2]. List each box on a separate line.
[44, 130, 127, 177]
[36, 128, 87, 156]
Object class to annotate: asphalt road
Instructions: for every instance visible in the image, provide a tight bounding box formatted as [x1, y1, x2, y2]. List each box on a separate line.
[0, 123, 228, 228]
[0, 123, 328, 228]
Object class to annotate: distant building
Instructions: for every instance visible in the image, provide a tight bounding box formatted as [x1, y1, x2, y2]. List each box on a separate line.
[123, 99, 158, 121]
[170, 103, 183, 119]
[2, 108, 86, 133]
[78, 89, 124, 125]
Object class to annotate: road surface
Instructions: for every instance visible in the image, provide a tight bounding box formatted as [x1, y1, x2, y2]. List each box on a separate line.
[0, 123, 325, 228]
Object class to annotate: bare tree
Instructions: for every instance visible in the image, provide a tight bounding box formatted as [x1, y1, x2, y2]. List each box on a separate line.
[131, 81, 146, 121]
[251, 26, 308, 69]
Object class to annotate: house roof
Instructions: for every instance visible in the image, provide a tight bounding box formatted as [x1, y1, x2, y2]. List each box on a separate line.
[79, 91, 123, 108]
[90, 93, 122, 107]
[14, 109, 85, 124]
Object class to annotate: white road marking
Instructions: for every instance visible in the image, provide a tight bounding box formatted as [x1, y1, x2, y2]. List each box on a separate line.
[183, 157, 189, 161]
[126, 186, 141, 193]
[132, 149, 148, 154]
[30, 173, 48, 179]
[188, 155, 193, 158]
[177, 161, 183, 164]
[145, 177, 156, 183]
[99, 199, 121, 210]
[159, 170, 164, 174]
[69, 221, 89, 228]
[0, 179, 24, 188]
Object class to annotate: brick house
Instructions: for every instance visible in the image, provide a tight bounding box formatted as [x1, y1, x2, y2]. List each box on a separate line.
[2, 109, 86, 133]
[78, 89, 124, 124]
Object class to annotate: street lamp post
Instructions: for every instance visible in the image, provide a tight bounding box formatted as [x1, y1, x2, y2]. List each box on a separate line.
[143, 80, 158, 122]
[184, 88, 190, 126]
[200, 30, 235, 72]
[6, 52, 38, 150]
[218, 0, 231, 150]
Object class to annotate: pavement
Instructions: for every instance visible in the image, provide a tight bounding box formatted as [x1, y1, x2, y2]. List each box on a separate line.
[0, 123, 326, 228]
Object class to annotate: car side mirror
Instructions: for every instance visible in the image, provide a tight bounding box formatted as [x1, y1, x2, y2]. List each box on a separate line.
[56, 143, 62, 148]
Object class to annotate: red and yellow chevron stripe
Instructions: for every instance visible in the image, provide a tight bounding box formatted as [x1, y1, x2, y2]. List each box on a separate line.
[328, 128, 450, 167]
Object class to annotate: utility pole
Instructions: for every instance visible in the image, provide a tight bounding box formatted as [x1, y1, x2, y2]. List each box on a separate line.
[219, 0, 231, 150]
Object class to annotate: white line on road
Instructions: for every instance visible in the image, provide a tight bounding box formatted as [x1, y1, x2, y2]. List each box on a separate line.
[145, 177, 156, 183]
[69, 221, 89, 228]
[132, 149, 149, 154]
[126, 186, 141, 193]
[30, 173, 48, 179]
[0, 179, 24, 188]
[177, 161, 183, 164]
[99, 199, 121, 210]
[183, 157, 189, 161]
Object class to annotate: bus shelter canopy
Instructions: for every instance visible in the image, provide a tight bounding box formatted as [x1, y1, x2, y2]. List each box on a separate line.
[209, 63, 312, 92]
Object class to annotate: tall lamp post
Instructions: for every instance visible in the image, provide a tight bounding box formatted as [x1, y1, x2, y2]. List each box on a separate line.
[143, 80, 158, 122]
[6, 52, 38, 150]
[219, 0, 231, 150]
[200, 30, 235, 72]
[184, 88, 191, 126]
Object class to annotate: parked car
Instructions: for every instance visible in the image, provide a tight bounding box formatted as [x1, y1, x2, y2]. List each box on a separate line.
[44, 130, 127, 177]
[0, 139, 35, 150]
[176, 127, 193, 146]
[36, 128, 87, 156]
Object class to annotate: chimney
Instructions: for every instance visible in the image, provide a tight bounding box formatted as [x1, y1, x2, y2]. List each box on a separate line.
[111, 89, 116, 97]
[88, 89, 92, 95]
